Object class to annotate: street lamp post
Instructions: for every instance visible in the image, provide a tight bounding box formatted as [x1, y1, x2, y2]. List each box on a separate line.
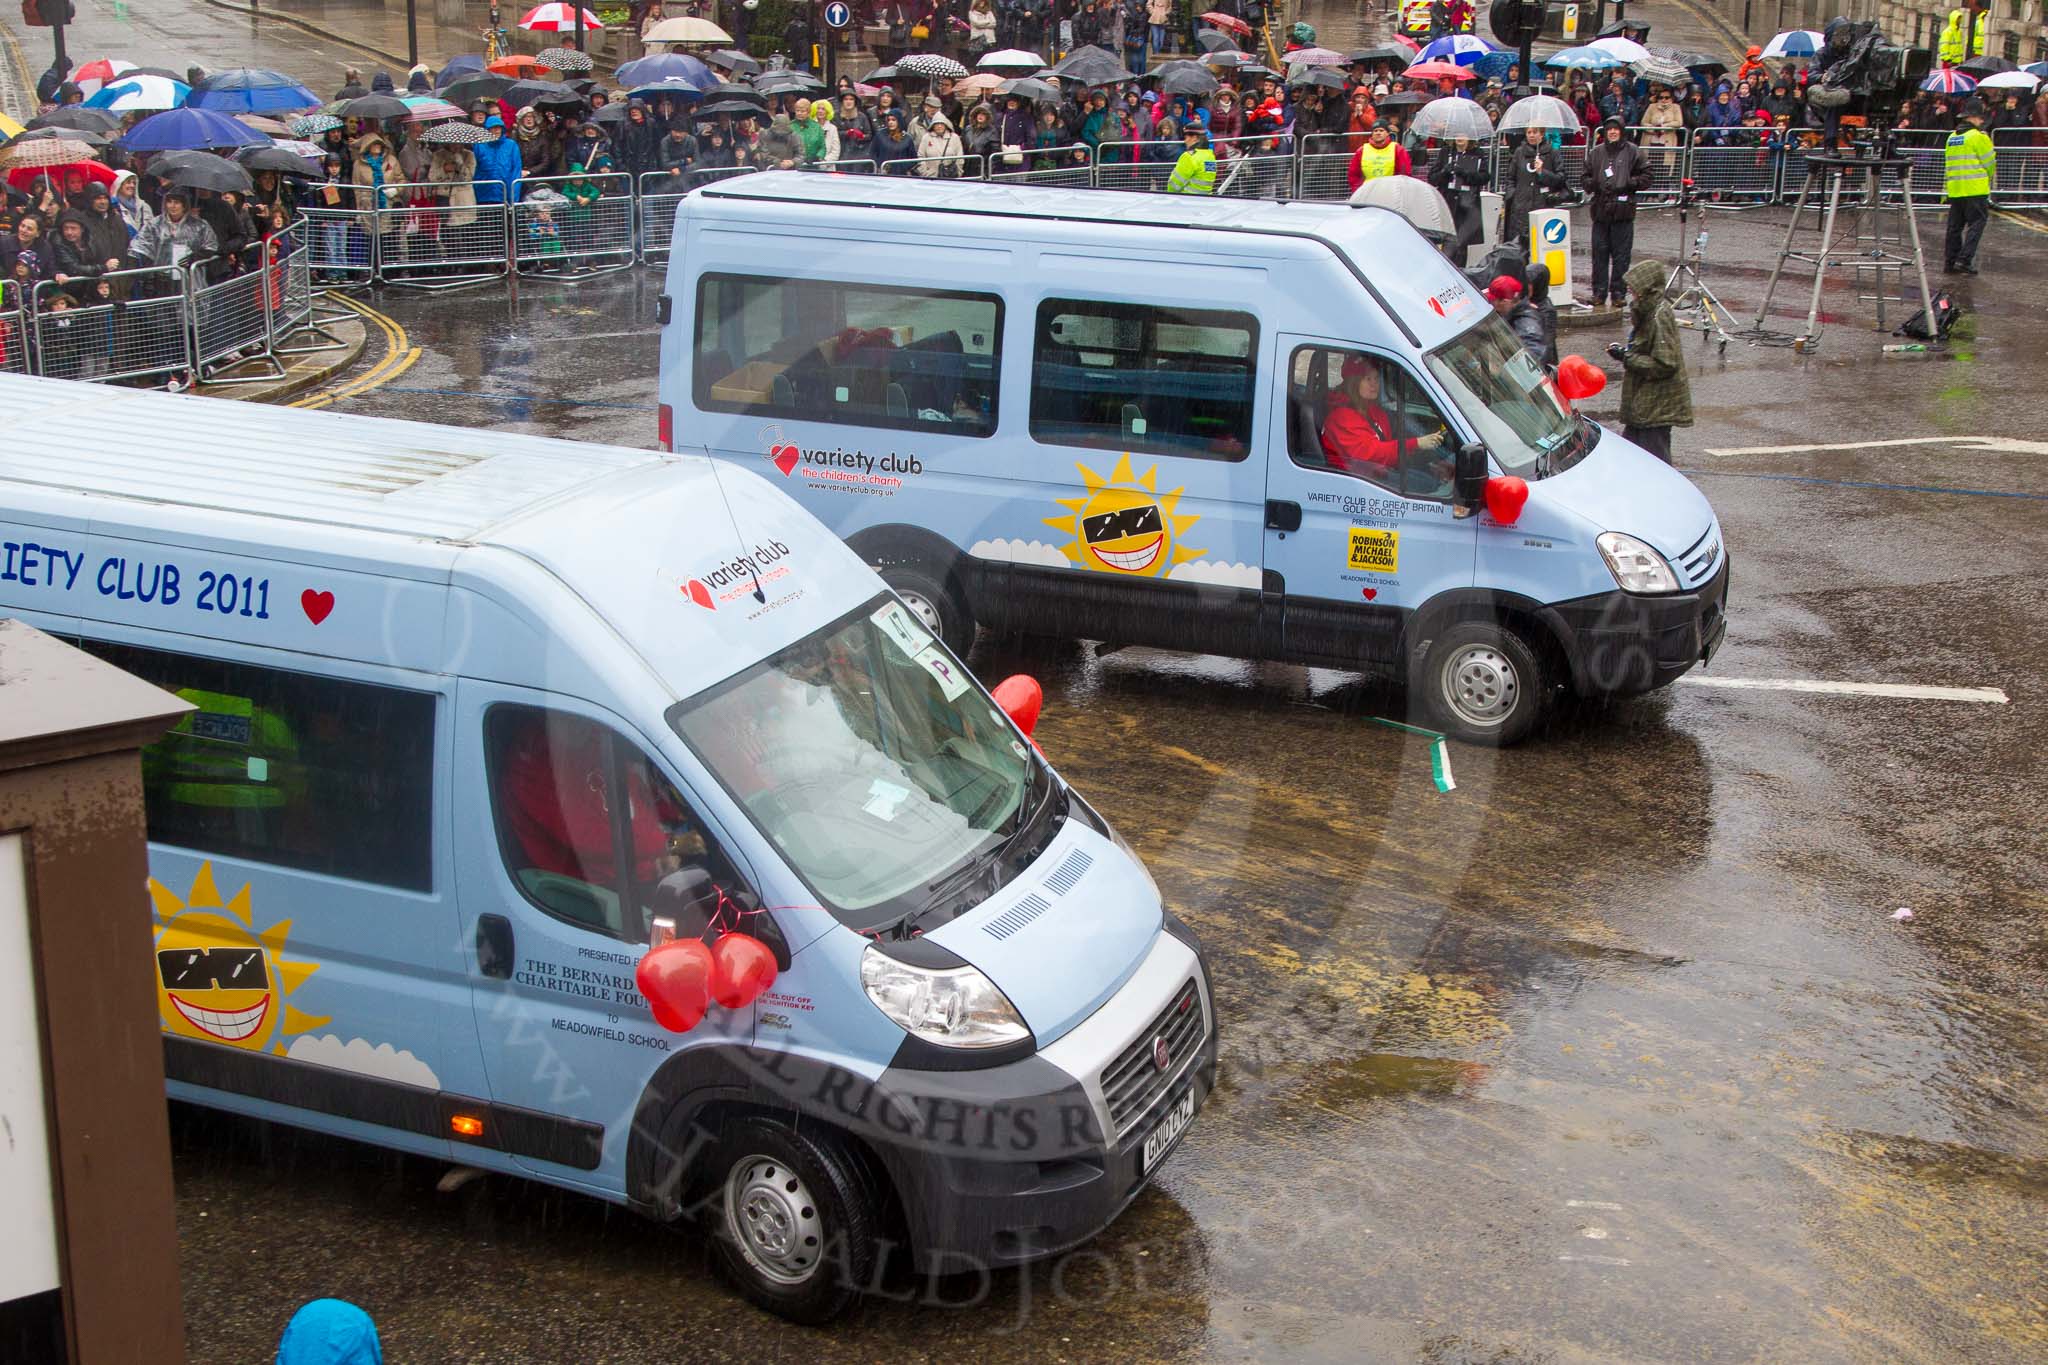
[406, 0, 420, 67]
[575, 2, 586, 52]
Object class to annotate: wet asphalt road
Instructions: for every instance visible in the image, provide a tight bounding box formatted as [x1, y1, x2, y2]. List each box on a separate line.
[155, 200, 2048, 1363]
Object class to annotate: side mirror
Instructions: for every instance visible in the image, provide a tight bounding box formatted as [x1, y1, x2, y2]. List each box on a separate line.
[1453, 440, 1489, 515]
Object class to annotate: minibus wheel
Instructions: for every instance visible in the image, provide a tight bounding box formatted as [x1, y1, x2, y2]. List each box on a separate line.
[711, 1117, 878, 1324]
[876, 562, 976, 657]
[1418, 622, 1548, 746]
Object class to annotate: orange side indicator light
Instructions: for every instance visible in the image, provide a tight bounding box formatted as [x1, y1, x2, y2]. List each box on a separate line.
[451, 1114, 485, 1139]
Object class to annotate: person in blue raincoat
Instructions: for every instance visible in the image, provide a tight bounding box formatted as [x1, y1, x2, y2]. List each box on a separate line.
[471, 114, 524, 206]
[276, 1299, 382, 1365]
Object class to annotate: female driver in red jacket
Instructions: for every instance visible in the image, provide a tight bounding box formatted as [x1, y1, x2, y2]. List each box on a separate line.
[1320, 354, 1447, 476]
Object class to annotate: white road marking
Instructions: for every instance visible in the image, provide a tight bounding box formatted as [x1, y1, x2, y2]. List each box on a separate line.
[1705, 435, 2048, 458]
[1681, 677, 2009, 703]
[1566, 1200, 1626, 1210]
[1558, 1254, 1633, 1266]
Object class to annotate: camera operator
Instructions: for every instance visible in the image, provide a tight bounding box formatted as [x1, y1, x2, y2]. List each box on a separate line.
[1580, 116, 1651, 310]
[1943, 100, 1995, 275]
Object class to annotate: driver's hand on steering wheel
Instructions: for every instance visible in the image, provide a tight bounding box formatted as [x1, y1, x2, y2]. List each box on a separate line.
[1416, 430, 1447, 452]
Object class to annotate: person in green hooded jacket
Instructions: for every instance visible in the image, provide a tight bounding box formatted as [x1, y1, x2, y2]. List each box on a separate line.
[1607, 259, 1692, 464]
[792, 100, 827, 166]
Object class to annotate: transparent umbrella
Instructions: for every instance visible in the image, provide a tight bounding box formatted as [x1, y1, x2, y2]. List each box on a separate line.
[1412, 96, 1495, 142]
[1349, 175, 1456, 236]
[1496, 94, 1582, 133]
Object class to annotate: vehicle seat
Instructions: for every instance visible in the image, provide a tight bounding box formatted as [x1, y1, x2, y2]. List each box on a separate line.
[885, 382, 910, 418]
[770, 372, 797, 409]
[1289, 391, 1327, 467]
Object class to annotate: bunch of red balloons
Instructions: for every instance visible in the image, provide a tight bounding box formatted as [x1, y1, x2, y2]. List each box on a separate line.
[636, 933, 779, 1033]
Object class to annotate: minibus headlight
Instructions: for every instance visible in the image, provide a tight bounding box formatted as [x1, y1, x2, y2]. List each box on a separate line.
[859, 947, 1030, 1049]
[1596, 532, 1681, 595]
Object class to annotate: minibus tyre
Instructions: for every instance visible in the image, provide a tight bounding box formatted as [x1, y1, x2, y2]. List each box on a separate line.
[1418, 621, 1547, 746]
[875, 562, 975, 657]
[710, 1117, 877, 1325]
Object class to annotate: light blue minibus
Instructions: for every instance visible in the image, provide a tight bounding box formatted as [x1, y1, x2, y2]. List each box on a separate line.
[657, 174, 1729, 744]
[0, 373, 1215, 1323]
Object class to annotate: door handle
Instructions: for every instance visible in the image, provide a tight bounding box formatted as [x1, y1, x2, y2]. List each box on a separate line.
[477, 914, 514, 980]
[1265, 499, 1302, 533]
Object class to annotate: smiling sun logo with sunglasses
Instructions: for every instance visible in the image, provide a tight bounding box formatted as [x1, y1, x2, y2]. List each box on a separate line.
[1047, 455, 1204, 577]
[150, 862, 325, 1053]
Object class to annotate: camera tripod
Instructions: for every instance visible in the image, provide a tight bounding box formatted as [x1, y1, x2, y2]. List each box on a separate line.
[1665, 179, 1735, 352]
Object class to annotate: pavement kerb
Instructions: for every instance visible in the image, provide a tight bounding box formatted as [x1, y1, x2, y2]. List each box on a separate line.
[197, 0, 422, 74]
[199, 313, 366, 404]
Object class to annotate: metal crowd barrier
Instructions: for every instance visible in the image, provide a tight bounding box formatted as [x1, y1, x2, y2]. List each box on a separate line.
[804, 158, 879, 174]
[299, 204, 378, 283]
[28, 265, 192, 385]
[380, 201, 511, 290]
[0, 301, 28, 374]
[878, 152, 987, 179]
[1994, 137, 2048, 209]
[513, 173, 637, 278]
[1295, 132, 1358, 202]
[188, 243, 285, 385]
[988, 144, 1094, 187]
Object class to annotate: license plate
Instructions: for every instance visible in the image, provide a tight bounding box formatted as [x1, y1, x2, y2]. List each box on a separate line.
[1140, 1086, 1197, 1175]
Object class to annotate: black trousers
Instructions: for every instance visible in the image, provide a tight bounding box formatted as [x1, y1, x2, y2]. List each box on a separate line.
[1623, 423, 1673, 463]
[1944, 195, 1989, 268]
[1590, 217, 1634, 301]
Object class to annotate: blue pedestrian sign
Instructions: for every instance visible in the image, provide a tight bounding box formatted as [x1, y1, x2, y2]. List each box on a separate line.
[823, 1, 853, 28]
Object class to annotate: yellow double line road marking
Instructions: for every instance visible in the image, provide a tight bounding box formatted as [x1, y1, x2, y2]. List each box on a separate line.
[1993, 207, 2048, 236]
[289, 294, 420, 411]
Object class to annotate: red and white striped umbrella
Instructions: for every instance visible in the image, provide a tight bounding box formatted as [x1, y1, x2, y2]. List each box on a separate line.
[73, 57, 137, 96]
[519, 3, 604, 32]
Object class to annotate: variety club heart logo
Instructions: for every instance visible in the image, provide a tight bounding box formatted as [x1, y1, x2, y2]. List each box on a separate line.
[769, 443, 801, 477]
[1361, 587, 1378, 601]
[300, 589, 334, 625]
[683, 579, 715, 610]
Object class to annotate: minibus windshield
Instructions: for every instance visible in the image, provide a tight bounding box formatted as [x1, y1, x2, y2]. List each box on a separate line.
[1424, 315, 1593, 479]
[671, 595, 1043, 927]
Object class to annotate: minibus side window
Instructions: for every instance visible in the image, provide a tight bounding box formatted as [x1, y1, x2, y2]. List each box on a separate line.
[1286, 346, 1458, 501]
[1029, 298, 1256, 462]
[72, 636, 434, 892]
[484, 705, 742, 944]
[692, 271, 1002, 437]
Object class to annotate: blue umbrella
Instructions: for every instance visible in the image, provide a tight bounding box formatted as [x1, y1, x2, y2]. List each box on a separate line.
[616, 52, 717, 90]
[1545, 46, 1629, 71]
[629, 77, 710, 104]
[2025, 61, 2048, 80]
[184, 68, 320, 113]
[1472, 51, 1540, 81]
[1415, 34, 1499, 67]
[436, 54, 487, 89]
[118, 106, 268, 152]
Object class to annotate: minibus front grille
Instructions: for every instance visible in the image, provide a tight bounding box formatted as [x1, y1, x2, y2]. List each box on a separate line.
[1678, 527, 1721, 587]
[1101, 979, 1205, 1141]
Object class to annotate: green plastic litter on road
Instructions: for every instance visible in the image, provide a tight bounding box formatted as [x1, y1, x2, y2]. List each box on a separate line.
[1369, 717, 1456, 794]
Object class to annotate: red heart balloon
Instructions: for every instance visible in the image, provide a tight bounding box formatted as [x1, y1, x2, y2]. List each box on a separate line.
[710, 932, 779, 1011]
[637, 939, 714, 1033]
[1484, 475, 1530, 526]
[1556, 354, 1608, 401]
[990, 674, 1043, 737]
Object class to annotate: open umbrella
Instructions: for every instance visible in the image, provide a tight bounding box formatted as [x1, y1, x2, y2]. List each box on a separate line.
[440, 72, 519, 106]
[897, 53, 971, 80]
[1544, 47, 1628, 72]
[1282, 47, 1348, 68]
[978, 49, 1045, 72]
[694, 98, 769, 118]
[0, 114, 20, 141]
[1201, 50, 1257, 69]
[1658, 48, 1725, 73]
[6, 161, 119, 191]
[1373, 90, 1432, 109]
[120, 106, 267, 152]
[1414, 34, 1496, 67]
[592, 103, 632, 127]
[5, 125, 111, 148]
[1000, 77, 1062, 104]
[1404, 61, 1476, 82]
[0, 137, 101, 170]
[1288, 67, 1347, 91]
[420, 120, 493, 144]
[642, 16, 730, 44]
[400, 95, 466, 122]
[85, 74, 191, 111]
[288, 113, 344, 137]
[630, 77, 712, 104]
[1977, 70, 2040, 92]
[72, 57, 137, 96]
[706, 49, 761, 77]
[1198, 11, 1252, 37]
[336, 93, 411, 121]
[1958, 55, 2016, 78]
[1472, 51, 1534, 81]
[1051, 46, 1134, 87]
[1633, 55, 1689, 86]
[1196, 31, 1240, 55]
[1412, 95, 1495, 140]
[1348, 46, 1411, 66]
[1497, 93, 1582, 132]
[617, 52, 717, 89]
[1349, 174, 1455, 235]
[953, 73, 1008, 99]
[435, 55, 486, 89]
[27, 106, 121, 134]
[235, 144, 318, 177]
[235, 114, 295, 135]
[2027, 62, 2048, 80]
[1761, 30, 1824, 59]
[1598, 20, 1651, 39]
[536, 47, 596, 73]
[523, 86, 589, 112]
[520, 3, 605, 31]
[148, 149, 255, 194]
[1920, 68, 1977, 95]
[1153, 61, 1220, 97]
[866, 65, 900, 82]
[1587, 36, 1651, 63]
[488, 55, 548, 76]
[186, 68, 320, 113]
[755, 70, 827, 93]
